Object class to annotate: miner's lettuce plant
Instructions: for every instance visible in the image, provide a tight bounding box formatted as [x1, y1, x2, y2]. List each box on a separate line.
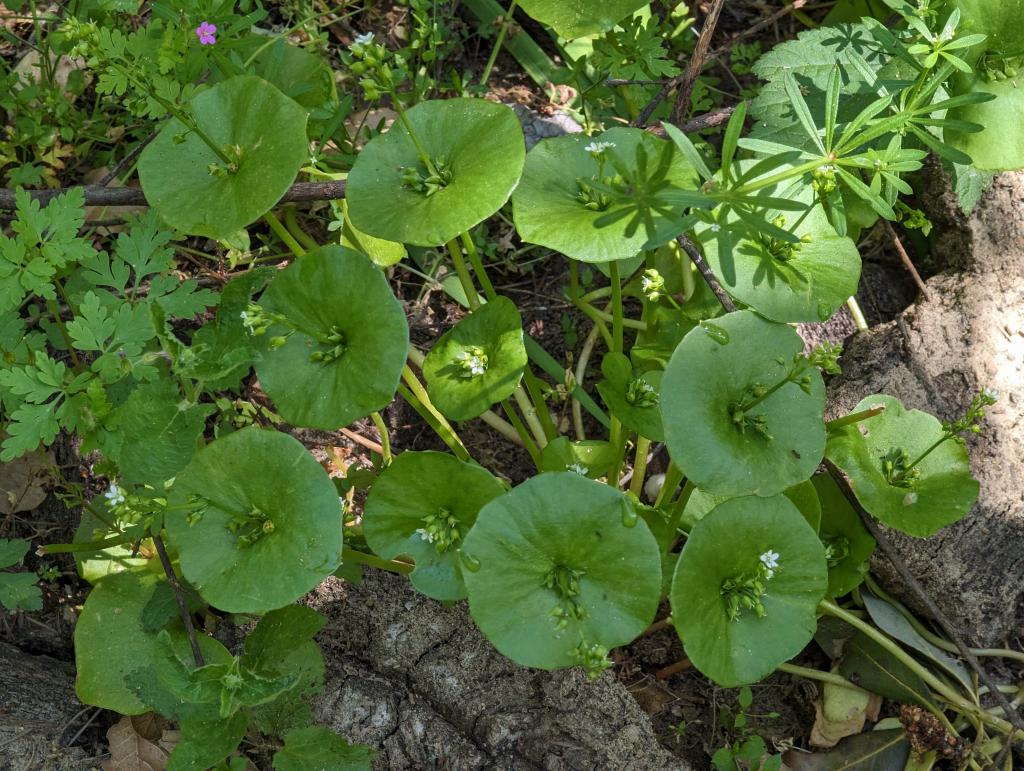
[3, 0, 1024, 766]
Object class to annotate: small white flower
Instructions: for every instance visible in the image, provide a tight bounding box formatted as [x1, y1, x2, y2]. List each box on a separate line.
[709, 223, 721, 233]
[240, 310, 256, 334]
[983, 387, 999, 402]
[759, 550, 780, 578]
[104, 483, 126, 506]
[566, 463, 588, 476]
[467, 356, 486, 376]
[584, 141, 616, 154]
[353, 31, 374, 46]
[416, 527, 436, 543]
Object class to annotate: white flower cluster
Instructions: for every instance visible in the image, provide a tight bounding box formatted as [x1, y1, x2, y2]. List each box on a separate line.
[105, 483, 126, 506]
[584, 141, 616, 155]
[759, 549, 780, 579]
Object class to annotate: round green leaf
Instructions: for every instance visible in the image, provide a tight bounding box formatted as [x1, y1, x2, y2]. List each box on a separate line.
[681, 481, 821, 532]
[661, 310, 826, 497]
[138, 75, 308, 239]
[512, 127, 700, 263]
[810, 473, 876, 598]
[166, 427, 343, 613]
[75, 569, 230, 714]
[694, 166, 862, 323]
[346, 99, 525, 246]
[825, 395, 979, 537]
[538, 436, 617, 479]
[517, 0, 648, 38]
[363, 451, 506, 601]
[462, 472, 661, 670]
[670, 495, 828, 686]
[256, 245, 408, 429]
[596, 352, 665, 441]
[422, 296, 528, 420]
[947, 76, 1024, 172]
[74, 507, 149, 584]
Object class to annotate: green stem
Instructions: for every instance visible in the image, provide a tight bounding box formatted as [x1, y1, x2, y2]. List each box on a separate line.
[906, 434, 951, 472]
[732, 157, 830, 196]
[390, 96, 438, 177]
[847, 296, 868, 331]
[826, 404, 887, 431]
[629, 437, 651, 499]
[370, 411, 392, 464]
[264, 211, 306, 258]
[574, 300, 647, 331]
[609, 260, 624, 354]
[498, 398, 542, 467]
[736, 362, 807, 412]
[341, 547, 413, 575]
[461, 231, 497, 301]
[45, 297, 82, 371]
[573, 324, 601, 441]
[819, 599, 1014, 736]
[40, 531, 141, 554]
[399, 367, 471, 461]
[284, 207, 319, 252]
[479, 0, 518, 86]
[654, 462, 685, 509]
[446, 239, 481, 310]
[522, 368, 557, 441]
[514, 385, 548, 449]
[777, 662, 866, 690]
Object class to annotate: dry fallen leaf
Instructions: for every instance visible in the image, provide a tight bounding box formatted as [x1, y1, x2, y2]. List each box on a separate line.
[809, 677, 882, 748]
[0, 450, 54, 515]
[101, 715, 171, 771]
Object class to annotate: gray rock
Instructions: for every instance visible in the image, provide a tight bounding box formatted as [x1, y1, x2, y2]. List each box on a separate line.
[0, 642, 99, 770]
[827, 171, 1024, 646]
[309, 574, 690, 770]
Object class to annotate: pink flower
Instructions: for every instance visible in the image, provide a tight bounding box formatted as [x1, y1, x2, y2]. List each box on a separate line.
[195, 21, 217, 45]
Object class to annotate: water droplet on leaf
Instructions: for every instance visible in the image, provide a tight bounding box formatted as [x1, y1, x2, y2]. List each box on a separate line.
[460, 550, 481, 573]
[700, 321, 730, 345]
[903, 492, 918, 506]
[817, 301, 832, 321]
[621, 504, 639, 528]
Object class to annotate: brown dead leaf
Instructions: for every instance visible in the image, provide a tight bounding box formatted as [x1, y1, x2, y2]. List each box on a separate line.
[0, 450, 54, 514]
[102, 715, 171, 771]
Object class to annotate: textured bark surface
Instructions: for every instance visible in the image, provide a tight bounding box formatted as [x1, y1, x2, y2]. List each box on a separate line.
[0, 642, 99, 771]
[827, 171, 1024, 646]
[309, 574, 690, 771]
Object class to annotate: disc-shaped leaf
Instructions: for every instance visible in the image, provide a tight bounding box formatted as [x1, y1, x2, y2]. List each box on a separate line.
[538, 437, 617, 479]
[516, 0, 648, 38]
[682, 482, 821, 532]
[810, 474, 875, 598]
[138, 75, 308, 239]
[825, 395, 979, 537]
[670, 495, 828, 686]
[363, 451, 506, 601]
[462, 473, 661, 670]
[255, 245, 408, 429]
[947, 76, 1024, 172]
[346, 99, 525, 246]
[661, 310, 826, 497]
[166, 427, 343, 613]
[694, 166, 861, 323]
[512, 127, 700, 263]
[422, 296, 528, 420]
[75, 569, 230, 714]
[596, 352, 665, 441]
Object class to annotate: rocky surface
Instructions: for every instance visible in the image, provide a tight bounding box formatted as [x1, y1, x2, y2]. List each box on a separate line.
[0, 642, 100, 770]
[827, 171, 1024, 646]
[309, 574, 690, 771]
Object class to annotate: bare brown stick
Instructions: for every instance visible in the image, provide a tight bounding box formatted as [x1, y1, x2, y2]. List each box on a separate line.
[655, 657, 692, 680]
[677, 235, 737, 313]
[669, 0, 727, 127]
[643, 106, 737, 137]
[641, 616, 674, 638]
[632, 0, 727, 128]
[153, 534, 205, 667]
[824, 461, 1024, 740]
[708, 1, 807, 62]
[0, 180, 347, 210]
[340, 426, 385, 455]
[885, 220, 930, 299]
[96, 130, 158, 187]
